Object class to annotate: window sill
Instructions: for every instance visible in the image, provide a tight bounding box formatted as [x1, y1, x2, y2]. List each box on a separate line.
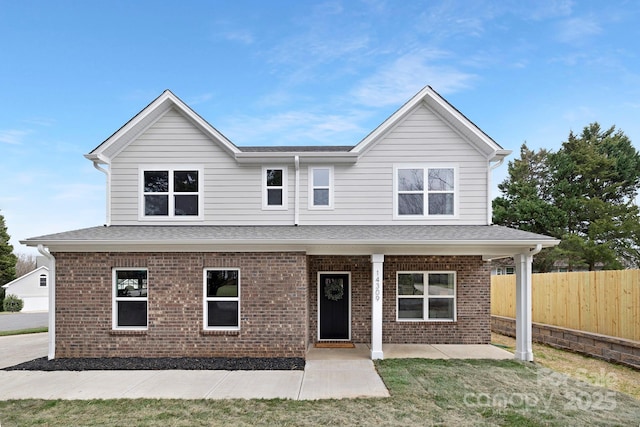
[110, 329, 147, 336]
[396, 319, 456, 323]
[201, 329, 240, 336]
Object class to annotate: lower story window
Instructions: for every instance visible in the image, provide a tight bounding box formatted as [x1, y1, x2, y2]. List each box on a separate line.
[204, 269, 240, 330]
[397, 271, 456, 321]
[113, 269, 148, 329]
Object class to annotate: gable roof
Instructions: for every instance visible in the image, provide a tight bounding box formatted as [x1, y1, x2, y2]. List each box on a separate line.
[350, 86, 511, 161]
[86, 90, 240, 164]
[2, 266, 49, 289]
[85, 86, 509, 165]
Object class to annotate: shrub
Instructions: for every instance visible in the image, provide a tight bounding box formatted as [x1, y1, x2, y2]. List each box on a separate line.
[3, 294, 23, 312]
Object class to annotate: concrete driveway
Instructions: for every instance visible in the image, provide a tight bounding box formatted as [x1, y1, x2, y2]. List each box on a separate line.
[0, 333, 48, 369]
[0, 312, 48, 332]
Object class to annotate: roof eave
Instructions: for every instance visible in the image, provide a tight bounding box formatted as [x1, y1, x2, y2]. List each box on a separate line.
[234, 151, 359, 164]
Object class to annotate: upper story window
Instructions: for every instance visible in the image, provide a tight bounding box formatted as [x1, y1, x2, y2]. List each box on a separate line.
[309, 166, 333, 209]
[395, 165, 456, 218]
[39, 274, 47, 287]
[140, 167, 202, 219]
[262, 167, 288, 210]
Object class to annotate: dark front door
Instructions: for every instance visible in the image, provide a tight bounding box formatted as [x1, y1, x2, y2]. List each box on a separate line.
[319, 273, 350, 340]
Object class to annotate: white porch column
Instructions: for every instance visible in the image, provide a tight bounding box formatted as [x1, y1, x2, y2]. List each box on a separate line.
[371, 254, 384, 360]
[514, 253, 533, 361]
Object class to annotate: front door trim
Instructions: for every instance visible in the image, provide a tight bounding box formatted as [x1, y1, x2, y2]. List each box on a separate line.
[317, 271, 351, 341]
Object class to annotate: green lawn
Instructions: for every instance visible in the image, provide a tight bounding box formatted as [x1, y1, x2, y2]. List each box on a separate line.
[0, 327, 47, 337]
[1, 359, 638, 426]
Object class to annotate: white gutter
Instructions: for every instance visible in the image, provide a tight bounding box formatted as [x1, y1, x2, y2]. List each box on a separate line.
[92, 161, 111, 226]
[294, 155, 300, 226]
[37, 244, 55, 360]
[528, 243, 543, 256]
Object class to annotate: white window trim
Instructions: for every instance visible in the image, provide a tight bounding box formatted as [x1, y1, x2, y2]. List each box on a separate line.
[203, 268, 241, 331]
[393, 164, 458, 219]
[138, 165, 204, 221]
[262, 166, 288, 210]
[112, 268, 148, 331]
[396, 271, 457, 322]
[308, 166, 334, 210]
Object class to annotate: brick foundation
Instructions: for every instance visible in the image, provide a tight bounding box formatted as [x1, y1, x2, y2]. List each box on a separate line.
[53, 252, 308, 358]
[492, 315, 640, 369]
[308, 255, 491, 345]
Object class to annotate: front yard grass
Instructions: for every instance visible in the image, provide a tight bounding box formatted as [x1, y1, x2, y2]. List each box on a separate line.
[491, 332, 640, 400]
[1, 358, 639, 426]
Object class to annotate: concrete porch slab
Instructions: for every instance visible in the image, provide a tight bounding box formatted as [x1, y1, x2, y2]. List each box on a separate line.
[299, 359, 389, 400]
[431, 344, 513, 360]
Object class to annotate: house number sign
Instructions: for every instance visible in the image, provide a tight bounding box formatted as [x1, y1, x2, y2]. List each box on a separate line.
[374, 268, 381, 302]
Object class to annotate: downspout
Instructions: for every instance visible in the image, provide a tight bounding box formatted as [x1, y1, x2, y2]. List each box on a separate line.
[92, 161, 111, 226]
[294, 155, 300, 226]
[38, 245, 55, 360]
[487, 157, 505, 224]
[529, 243, 542, 256]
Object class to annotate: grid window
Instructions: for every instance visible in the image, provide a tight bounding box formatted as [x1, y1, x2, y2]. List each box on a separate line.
[113, 269, 148, 329]
[204, 269, 240, 330]
[397, 272, 456, 321]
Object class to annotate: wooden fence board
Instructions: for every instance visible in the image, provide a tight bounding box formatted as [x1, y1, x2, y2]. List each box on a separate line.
[491, 270, 640, 342]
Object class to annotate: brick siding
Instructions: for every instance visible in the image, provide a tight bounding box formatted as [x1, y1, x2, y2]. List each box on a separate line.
[308, 255, 491, 345]
[52, 252, 308, 358]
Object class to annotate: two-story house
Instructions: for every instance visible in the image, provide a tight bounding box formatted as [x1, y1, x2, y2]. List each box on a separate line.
[23, 86, 558, 362]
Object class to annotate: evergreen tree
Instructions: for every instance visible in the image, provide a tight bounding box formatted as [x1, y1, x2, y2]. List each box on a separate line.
[0, 211, 17, 286]
[493, 124, 640, 271]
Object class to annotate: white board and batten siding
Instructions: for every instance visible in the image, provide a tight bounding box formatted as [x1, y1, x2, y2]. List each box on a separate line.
[109, 104, 490, 226]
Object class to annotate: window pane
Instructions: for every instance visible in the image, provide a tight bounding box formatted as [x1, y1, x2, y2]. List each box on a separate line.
[398, 194, 423, 215]
[398, 273, 424, 295]
[429, 298, 454, 320]
[398, 298, 423, 319]
[116, 270, 147, 297]
[174, 171, 198, 192]
[428, 193, 454, 215]
[145, 195, 168, 216]
[313, 169, 330, 187]
[267, 188, 283, 205]
[313, 189, 329, 206]
[208, 301, 239, 327]
[117, 301, 147, 326]
[266, 169, 282, 187]
[398, 169, 423, 191]
[428, 273, 454, 296]
[207, 270, 239, 297]
[144, 171, 168, 192]
[40, 275, 47, 287]
[175, 195, 198, 215]
[428, 169, 454, 191]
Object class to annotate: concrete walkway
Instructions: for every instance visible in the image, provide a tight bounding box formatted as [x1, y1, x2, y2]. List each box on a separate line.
[0, 334, 511, 400]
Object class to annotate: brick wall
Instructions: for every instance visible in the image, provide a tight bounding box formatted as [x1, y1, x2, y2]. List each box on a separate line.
[492, 315, 640, 369]
[308, 255, 491, 345]
[52, 252, 308, 358]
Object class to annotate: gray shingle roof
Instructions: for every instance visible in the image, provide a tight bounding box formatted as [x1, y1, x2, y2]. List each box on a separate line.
[238, 146, 354, 152]
[23, 225, 557, 245]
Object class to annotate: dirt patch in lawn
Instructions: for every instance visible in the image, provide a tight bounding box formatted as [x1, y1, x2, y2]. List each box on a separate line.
[492, 332, 640, 400]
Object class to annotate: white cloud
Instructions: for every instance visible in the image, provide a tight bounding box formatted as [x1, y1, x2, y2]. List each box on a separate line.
[350, 51, 476, 107]
[222, 30, 254, 45]
[557, 16, 602, 44]
[0, 129, 30, 145]
[220, 109, 369, 146]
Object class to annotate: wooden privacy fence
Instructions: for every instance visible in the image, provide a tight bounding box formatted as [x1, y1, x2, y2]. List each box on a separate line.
[491, 270, 640, 342]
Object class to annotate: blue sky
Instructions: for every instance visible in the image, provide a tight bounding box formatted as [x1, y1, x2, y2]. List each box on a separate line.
[2, 0, 640, 254]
